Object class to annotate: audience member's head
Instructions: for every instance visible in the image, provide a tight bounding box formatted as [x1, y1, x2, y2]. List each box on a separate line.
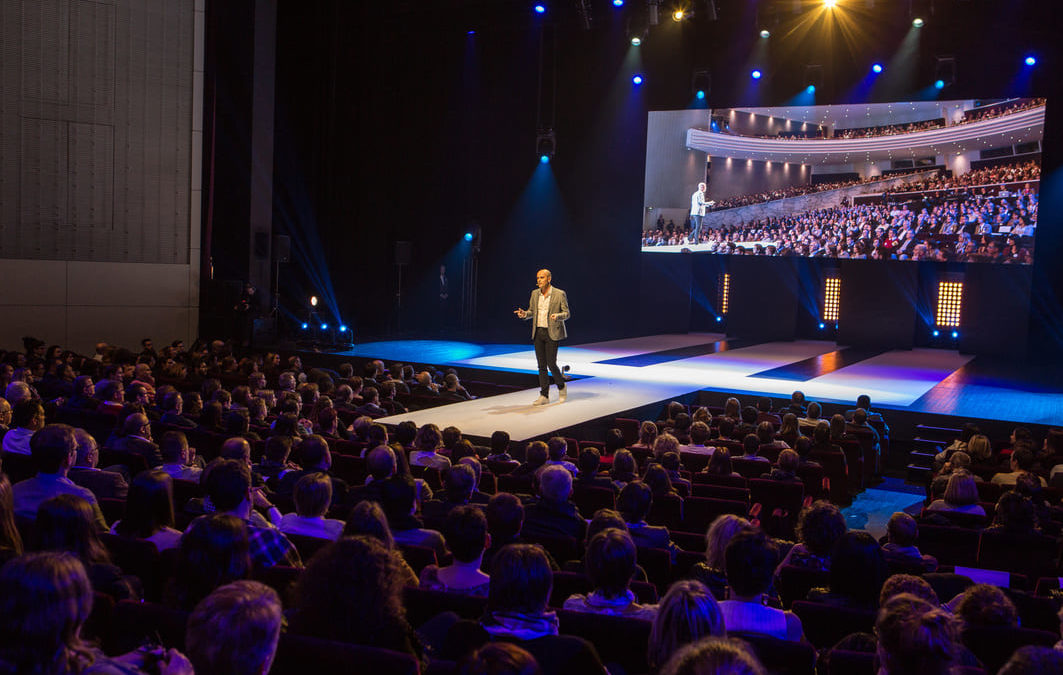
[875, 593, 959, 675]
[578, 447, 601, 476]
[617, 481, 652, 524]
[115, 470, 175, 540]
[998, 646, 1063, 675]
[585, 529, 637, 599]
[992, 491, 1038, 534]
[444, 505, 490, 564]
[204, 459, 252, 513]
[657, 637, 766, 675]
[538, 465, 573, 504]
[294, 473, 332, 519]
[648, 580, 726, 670]
[953, 584, 1018, 628]
[462, 642, 542, 675]
[611, 449, 637, 479]
[36, 495, 108, 566]
[486, 492, 524, 543]
[489, 430, 511, 457]
[487, 544, 552, 616]
[30, 424, 77, 475]
[723, 530, 777, 599]
[795, 501, 846, 557]
[886, 512, 920, 548]
[186, 580, 283, 675]
[653, 433, 681, 458]
[943, 471, 979, 507]
[705, 449, 733, 476]
[524, 441, 548, 469]
[880, 574, 939, 607]
[172, 514, 251, 611]
[828, 531, 888, 607]
[342, 501, 395, 549]
[638, 421, 659, 447]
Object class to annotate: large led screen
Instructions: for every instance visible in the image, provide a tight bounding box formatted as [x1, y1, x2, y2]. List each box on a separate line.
[641, 98, 1045, 263]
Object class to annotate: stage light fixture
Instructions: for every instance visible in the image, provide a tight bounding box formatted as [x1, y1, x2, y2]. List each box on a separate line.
[310, 295, 318, 307]
[912, 17, 924, 27]
[822, 277, 841, 323]
[691, 69, 711, 100]
[760, 29, 770, 38]
[464, 232, 474, 242]
[535, 128, 556, 161]
[716, 316, 722, 323]
[613, 0, 624, 5]
[696, 90, 705, 99]
[819, 322, 826, 330]
[301, 322, 309, 330]
[806, 84, 816, 93]
[467, 30, 475, 35]
[672, 9, 685, 21]
[751, 69, 762, 79]
[632, 74, 643, 85]
[951, 331, 959, 339]
[872, 63, 883, 73]
[934, 79, 945, 89]
[935, 280, 963, 329]
[539, 154, 550, 164]
[718, 273, 730, 315]
[631, 36, 642, 46]
[823, 0, 836, 8]
[320, 323, 328, 331]
[534, 4, 546, 14]
[339, 325, 348, 333]
[1025, 55, 1037, 66]
[932, 329, 940, 337]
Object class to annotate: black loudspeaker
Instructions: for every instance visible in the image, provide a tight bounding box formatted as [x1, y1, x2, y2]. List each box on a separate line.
[272, 235, 290, 263]
[254, 231, 269, 259]
[395, 241, 412, 266]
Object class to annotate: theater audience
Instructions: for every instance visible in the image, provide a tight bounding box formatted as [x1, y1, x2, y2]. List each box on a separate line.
[274, 434, 348, 505]
[617, 480, 677, 558]
[687, 514, 751, 599]
[538, 437, 578, 477]
[410, 423, 452, 470]
[13, 424, 107, 530]
[379, 474, 447, 561]
[657, 637, 766, 675]
[342, 500, 418, 586]
[702, 448, 741, 478]
[2, 399, 44, 455]
[112, 470, 183, 551]
[610, 449, 639, 489]
[419, 505, 491, 597]
[992, 448, 1047, 486]
[875, 593, 960, 675]
[574, 447, 615, 490]
[948, 583, 1018, 629]
[986, 491, 1040, 535]
[807, 531, 887, 610]
[927, 470, 985, 516]
[881, 512, 937, 572]
[111, 412, 163, 467]
[776, 501, 846, 573]
[522, 465, 586, 542]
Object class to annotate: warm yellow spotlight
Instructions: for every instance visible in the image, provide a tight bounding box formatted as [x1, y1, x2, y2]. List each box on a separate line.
[672, 9, 685, 21]
[824, 0, 837, 6]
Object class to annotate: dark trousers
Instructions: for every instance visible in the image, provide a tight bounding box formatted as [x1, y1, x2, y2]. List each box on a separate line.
[533, 327, 565, 396]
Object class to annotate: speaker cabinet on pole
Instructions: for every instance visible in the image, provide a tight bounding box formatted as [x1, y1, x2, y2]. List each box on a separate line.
[272, 235, 290, 263]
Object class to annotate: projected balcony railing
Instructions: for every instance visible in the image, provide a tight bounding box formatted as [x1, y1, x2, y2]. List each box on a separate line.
[686, 106, 1045, 163]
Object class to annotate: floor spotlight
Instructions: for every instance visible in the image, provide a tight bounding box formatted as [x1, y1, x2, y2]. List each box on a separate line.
[696, 90, 705, 100]
[339, 325, 348, 333]
[806, 84, 816, 93]
[934, 79, 945, 89]
[301, 322, 309, 330]
[320, 323, 328, 331]
[464, 231, 474, 242]
[539, 154, 550, 164]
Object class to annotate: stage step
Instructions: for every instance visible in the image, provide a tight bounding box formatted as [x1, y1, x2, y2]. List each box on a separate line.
[912, 438, 946, 453]
[906, 463, 932, 485]
[908, 451, 937, 468]
[914, 425, 961, 444]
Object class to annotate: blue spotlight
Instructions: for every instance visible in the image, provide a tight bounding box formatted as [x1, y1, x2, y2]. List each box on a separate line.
[534, 4, 545, 14]
[632, 74, 643, 85]
[320, 323, 328, 331]
[818, 322, 826, 330]
[806, 84, 816, 94]
[715, 316, 723, 323]
[339, 325, 348, 333]
[751, 69, 762, 80]
[951, 330, 959, 339]
[464, 231, 474, 242]
[934, 79, 945, 89]
[1025, 55, 1037, 66]
[932, 329, 940, 337]
[613, 0, 624, 5]
[301, 322, 309, 330]
[467, 30, 476, 35]
[696, 90, 705, 100]
[539, 154, 550, 164]
[872, 63, 883, 73]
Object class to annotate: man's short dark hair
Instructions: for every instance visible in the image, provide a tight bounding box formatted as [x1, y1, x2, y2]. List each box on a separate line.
[856, 394, 871, 409]
[298, 435, 330, 470]
[378, 475, 417, 522]
[443, 505, 488, 563]
[442, 426, 463, 449]
[13, 399, 44, 428]
[743, 434, 760, 456]
[547, 437, 568, 462]
[161, 431, 189, 463]
[488, 544, 552, 615]
[30, 424, 76, 473]
[585, 529, 637, 598]
[444, 464, 476, 503]
[263, 436, 292, 464]
[757, 397, 773, 413]
[741, 406, 758, 424]
[578, 448, 601, 476]
[724, 529, 778, 597]
[616, 481, 652, 523]
[394, 421, 417, 446]
[604, 429, 625, 454]
[490, 430, 510, 455]
[486, 492, 524, 541]
[1012, 448, 1036, 471]
[205, 459, 252, 512]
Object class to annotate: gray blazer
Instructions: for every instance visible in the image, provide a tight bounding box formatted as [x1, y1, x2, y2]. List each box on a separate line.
[522, 286, 570, 341]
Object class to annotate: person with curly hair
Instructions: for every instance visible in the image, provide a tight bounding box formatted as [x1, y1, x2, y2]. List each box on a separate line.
[875, 593, 960, 675]
[947, 584, 1018, 629]
[775, 500, 846, 574]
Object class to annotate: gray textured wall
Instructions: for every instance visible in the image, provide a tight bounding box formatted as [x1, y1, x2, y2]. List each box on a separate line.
[0, 0, 202, 352]
[643, 110, 713, 229]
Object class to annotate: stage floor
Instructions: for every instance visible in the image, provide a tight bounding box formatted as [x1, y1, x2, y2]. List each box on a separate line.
[333, 334, 1063, 440]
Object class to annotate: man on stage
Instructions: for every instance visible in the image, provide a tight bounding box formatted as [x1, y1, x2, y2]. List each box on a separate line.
[690, 181, 707, 244]
[514, 269, 570, 406]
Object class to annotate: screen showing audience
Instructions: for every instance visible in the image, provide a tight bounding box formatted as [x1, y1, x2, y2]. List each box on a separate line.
[641, 97, 1045, 263]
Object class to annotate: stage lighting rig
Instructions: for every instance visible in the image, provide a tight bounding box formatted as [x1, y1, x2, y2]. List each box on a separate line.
[627, 13, 649, 45]
[691, 70, 711, 99]
[934, 56, 956, 88]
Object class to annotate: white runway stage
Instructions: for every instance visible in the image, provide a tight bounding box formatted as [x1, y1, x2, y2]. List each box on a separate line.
[375, 334, 974, 440]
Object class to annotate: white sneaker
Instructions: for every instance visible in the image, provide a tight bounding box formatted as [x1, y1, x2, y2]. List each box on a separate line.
[532, 395, 549, 406]
[559, 388, 567, 402]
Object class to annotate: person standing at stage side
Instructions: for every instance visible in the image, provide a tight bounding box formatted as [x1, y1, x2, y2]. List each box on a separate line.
[438, 264, 450, 334]
[514, 269, 570, 406]
[690, 182, 708, 244]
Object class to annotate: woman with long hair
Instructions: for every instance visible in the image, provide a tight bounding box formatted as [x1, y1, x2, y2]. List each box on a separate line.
[0, 552, 192, 674]
[113, 470, 183, 551]
[343, 500, 418, 585]
[36, 495, 138, 601]
[647, 580, 726, 670]
[166, 514, 251, 611]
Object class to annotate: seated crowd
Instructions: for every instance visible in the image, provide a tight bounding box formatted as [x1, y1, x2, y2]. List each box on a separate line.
[0, 338, 1061, 674]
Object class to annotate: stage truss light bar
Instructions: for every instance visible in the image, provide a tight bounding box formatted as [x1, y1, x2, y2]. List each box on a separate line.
[935, 281, 963, 328]
[718, 273, 730, 315]
[822, 277, 840, 323]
